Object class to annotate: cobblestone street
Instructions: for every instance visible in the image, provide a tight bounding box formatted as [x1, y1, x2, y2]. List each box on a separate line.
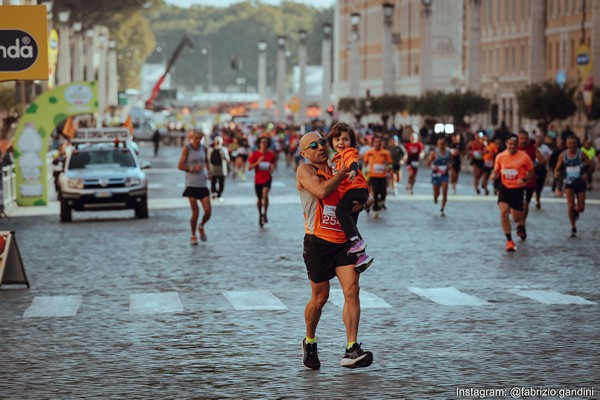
[1, 144, 599, 399]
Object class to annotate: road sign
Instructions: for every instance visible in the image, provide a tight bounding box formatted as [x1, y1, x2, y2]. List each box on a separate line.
[0, 231, 29, 288]
[289, 96, 301, 113]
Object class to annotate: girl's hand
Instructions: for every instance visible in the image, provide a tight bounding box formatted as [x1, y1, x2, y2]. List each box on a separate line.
[347, 170, 357, 182]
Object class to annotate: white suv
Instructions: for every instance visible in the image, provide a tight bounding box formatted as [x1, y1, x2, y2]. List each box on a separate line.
[58, 142, 149, 222]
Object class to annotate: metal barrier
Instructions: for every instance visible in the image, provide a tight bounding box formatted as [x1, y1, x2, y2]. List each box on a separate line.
[1, 164, 17, 211]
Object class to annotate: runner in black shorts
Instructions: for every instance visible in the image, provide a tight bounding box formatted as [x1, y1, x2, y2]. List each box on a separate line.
[296, 131, 375, 371]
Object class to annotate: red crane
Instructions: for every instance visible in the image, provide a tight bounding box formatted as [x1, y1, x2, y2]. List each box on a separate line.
[145, 36, 193, 110]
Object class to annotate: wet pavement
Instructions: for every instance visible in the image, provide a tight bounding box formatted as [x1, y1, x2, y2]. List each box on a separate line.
[1, 142, 599, 399]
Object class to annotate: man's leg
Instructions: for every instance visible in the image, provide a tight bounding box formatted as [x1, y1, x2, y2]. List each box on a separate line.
[565, 189, 576, 229]
[440, 181, 448, 211]
[305, 279, 330, 339]
[261, 186, 270, 221]
[337, 264, 373, 368]
[499, 202, 512, 236]
[188, 197, 199, 236]
[336, 265, 360, 344]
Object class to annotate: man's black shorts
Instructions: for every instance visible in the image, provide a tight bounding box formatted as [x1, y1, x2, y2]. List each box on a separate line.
[303, 234, 357, 283]
[254, 180, 272, 197]
[497, 185, 525, 211]
[565, 179, 586, 194]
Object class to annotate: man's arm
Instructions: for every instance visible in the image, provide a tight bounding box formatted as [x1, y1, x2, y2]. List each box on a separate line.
[554, 151, 564, 177]
[296, 163, 347, 199]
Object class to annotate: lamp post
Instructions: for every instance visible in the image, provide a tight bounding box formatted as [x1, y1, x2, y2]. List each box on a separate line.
[420, 0, 433, 93]
[107, 40, 118, 108]
[382, 2, 395, 95]
[276, 35, 287, 123]
[56, 9, 71, 85]
[298, 29, 308, 124]
[97, 32, 108, 127]
[258, 40, 268, 110]
[350, 13, 361, 100]
[201, 44, 213, 91]
[321, 22, 332, 122]
[84, 29, 95, 81]
[72, 22, 84, 82]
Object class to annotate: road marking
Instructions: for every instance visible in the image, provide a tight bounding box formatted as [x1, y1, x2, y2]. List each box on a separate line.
[148, 183, 164, 189]
[509, 289, 596, 305]
[408, 287, 490, 306]
[23, 295, 83, 318]
[223, 290, 288, 310]
[328, 289, 392, 308]
[129, 292, 184, 314]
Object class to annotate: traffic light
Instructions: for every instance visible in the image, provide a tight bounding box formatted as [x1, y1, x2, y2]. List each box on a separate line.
[327, 105, 334, 116]
[230, 57, 238, 70]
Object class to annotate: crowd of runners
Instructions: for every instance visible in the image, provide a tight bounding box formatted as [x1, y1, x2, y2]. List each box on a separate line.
[170, 118, 599, 371]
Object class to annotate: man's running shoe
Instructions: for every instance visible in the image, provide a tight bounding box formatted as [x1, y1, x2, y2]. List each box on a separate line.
[302, 338, 320, 370]
[190, 236, 198, 246]
[570, 227, 577, 238]
[354, 253, 374, 273]
[440, 208, 445, 217]
[516, 224, 527, 241]
[505, 240, 516, 252]
[484, 187, 489, 196]
[199, 227, 207, 242]
[347, 239, 367, 255]
[340, 343, 373, 368]
[259, 214, 264, 227]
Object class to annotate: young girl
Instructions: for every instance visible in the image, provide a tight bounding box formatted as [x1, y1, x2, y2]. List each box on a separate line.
[327, 122, 374, 273]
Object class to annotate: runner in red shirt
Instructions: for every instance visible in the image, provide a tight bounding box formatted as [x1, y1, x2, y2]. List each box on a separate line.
[404, 133, 425, 195]
[248, 136, 276, 227]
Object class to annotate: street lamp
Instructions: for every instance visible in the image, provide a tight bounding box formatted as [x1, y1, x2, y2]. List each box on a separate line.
[257, 40, 267, 110]
[276, 35, 287, 123]
[420, 0, 433, 93]
[422, 0, 433, 17]
[200, 44, 212, 90]
[56, 9, 71, 85]
[382, 2, 395, 95]
[298, 29, 308, 124]
[350, 13, 361, 99]
[321, 22, 333, 122]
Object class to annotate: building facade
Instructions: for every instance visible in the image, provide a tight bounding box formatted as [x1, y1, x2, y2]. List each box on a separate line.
[333, 0, 599, 135]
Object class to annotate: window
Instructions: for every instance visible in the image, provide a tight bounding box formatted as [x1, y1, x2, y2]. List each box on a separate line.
[520, 44, 525, 72]
[555, 41, 559, 70]
[505, 47, 510, 72]
[548, 42, 553, 70]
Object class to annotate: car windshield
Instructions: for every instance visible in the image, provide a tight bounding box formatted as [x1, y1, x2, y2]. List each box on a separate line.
[69, 149, 136, 169]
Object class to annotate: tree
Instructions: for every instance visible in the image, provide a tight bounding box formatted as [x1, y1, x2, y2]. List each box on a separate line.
[442, 90, 490, 127]
[337, 97, 371, 123]
[516, 81, 577, 133]
[409, 90, 444, 119]
[370, 94, 408, 129]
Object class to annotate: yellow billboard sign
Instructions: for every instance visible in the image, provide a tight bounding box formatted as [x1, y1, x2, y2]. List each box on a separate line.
[0, 5, 49, 82]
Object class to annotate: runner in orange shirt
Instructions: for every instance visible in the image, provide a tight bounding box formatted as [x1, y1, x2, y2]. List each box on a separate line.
[327, 122, 374, 270]
[363, 136, 393, 218]
[491, 134, 535, 252]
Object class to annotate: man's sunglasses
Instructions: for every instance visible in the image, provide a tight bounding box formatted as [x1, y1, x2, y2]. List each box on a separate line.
[302, 138, 327, 151]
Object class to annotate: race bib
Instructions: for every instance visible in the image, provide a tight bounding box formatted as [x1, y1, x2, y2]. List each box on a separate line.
[258, 161, 271, 171]
[411, 161, 420, 168]
[484, 159, 494, 168]
[373, 163, 386, 173]
[566, 165, 581, 180]
[501, 168, 518, 180]
[473, 150, 483, 160]
[322, 204, 342, 231]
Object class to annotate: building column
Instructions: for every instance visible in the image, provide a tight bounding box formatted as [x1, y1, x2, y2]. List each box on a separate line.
[420, 1, 433, 93]
[321, 23, 332, 123]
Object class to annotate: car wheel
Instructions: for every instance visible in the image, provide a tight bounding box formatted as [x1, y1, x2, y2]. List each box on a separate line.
[135, 196, 149, 219]
[60, 200, 72, 222]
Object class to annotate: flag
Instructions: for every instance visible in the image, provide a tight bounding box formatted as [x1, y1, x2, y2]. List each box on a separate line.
[123, 115, 134, 134]
[62, 116, 76, 139]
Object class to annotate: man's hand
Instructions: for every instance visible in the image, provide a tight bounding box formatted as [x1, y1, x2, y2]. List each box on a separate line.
[351, 195, 374, 213]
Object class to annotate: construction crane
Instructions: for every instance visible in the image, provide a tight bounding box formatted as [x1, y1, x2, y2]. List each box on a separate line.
[145, 36, 193, 110]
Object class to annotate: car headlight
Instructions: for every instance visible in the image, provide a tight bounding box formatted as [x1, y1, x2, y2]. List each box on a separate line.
[67, 178, 84, 189]
[125, 177, 141, 187]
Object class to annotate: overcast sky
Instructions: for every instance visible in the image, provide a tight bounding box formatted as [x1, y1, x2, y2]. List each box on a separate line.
[164, 0, 335, 8]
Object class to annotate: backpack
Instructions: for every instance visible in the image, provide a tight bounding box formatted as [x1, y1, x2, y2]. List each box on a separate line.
[210, 148, 223, 165]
